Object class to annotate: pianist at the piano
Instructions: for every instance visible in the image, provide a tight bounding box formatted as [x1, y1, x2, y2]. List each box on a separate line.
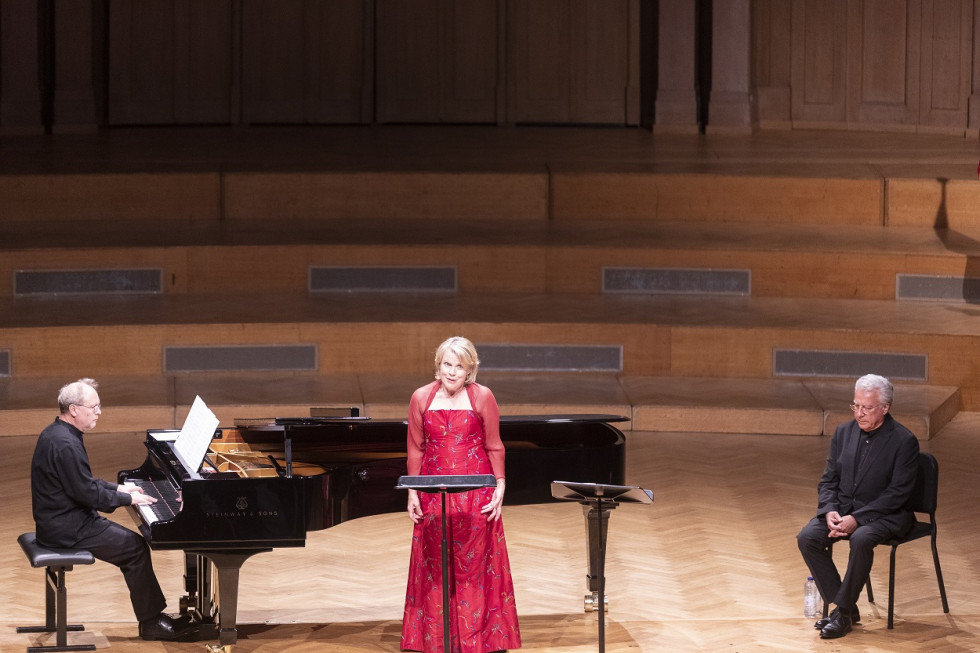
[29, 378, 196, 642]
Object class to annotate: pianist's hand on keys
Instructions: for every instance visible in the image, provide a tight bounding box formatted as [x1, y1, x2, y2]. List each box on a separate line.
[119, 482, 157, 505]
[123, 480, 183, 524]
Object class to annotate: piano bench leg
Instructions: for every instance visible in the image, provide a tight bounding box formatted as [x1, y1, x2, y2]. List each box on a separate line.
[17, 566, 96, 653]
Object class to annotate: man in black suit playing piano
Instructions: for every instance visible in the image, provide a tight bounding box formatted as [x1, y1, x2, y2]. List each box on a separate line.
[797, 373, 919, 640]
[30, 378, 191, 641]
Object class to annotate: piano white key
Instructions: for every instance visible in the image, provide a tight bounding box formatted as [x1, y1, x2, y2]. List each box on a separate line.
[137, 503, 159, 524]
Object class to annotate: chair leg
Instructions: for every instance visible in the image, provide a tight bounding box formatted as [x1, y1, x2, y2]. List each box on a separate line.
[888, 545, 897, 629]
[865, 576, 874, 604]
[16, 565, 95, 653]
[932, 535, 950, 614]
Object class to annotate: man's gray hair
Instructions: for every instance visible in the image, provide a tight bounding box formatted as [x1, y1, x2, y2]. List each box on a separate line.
[854, 374, 893, 405]
[58, 378, 98, 413]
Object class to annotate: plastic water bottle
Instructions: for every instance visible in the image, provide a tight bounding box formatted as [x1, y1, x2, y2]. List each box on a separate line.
[804, 576, 820, 618]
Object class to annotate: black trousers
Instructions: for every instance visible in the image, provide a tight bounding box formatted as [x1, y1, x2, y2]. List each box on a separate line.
[796, 516, 898, 613]
[74, 521, 166, 622]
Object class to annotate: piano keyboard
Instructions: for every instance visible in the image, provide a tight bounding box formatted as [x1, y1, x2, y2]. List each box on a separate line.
[131, 479, 181, 524]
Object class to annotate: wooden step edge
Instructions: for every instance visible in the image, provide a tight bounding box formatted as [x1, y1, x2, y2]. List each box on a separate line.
[0, 375, 961, 440]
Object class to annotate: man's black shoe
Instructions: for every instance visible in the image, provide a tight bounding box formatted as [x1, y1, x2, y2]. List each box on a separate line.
[819, 611, 852, 639]
[139, 613, 190, 641]
[814, 607, 860, 630]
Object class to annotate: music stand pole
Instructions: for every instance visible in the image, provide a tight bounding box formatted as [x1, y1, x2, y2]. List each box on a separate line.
[596, 494, 606, 653]
[397, 474, 497, 653]
[440, 488, 450, 653]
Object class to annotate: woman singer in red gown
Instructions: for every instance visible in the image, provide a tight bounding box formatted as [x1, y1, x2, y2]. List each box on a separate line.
[401, 336, 522, 652]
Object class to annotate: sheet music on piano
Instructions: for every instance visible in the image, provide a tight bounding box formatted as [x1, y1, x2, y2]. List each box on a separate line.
[172, 395, 219, 479]
[128, 396, 218, 524]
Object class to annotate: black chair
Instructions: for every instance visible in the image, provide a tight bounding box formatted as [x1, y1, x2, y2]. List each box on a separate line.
[877, 452, 949, 628]
[820, 451, 949, 629]
[16, 532, 96, 653]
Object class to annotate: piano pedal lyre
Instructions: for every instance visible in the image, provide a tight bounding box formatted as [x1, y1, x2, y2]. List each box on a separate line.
[584, 591, 609, 613]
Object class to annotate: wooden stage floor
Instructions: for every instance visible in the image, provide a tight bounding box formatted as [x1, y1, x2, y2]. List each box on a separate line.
[2, 416, 978, 653]
[3, 124, 980, 651]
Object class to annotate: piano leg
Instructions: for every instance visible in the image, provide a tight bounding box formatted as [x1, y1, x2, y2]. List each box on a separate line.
[582, 503, 616, 612]
[191, 549, 271, 649]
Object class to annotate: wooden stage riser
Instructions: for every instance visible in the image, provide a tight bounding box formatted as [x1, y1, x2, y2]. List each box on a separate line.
[0, 379, 954, 440]
[5, 172, 980, 228]
[0, 322, 658, 377]
[4, 323, 980, 405]
[1, 244, 975, 300]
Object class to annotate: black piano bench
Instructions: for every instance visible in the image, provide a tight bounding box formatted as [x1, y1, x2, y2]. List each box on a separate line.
[16, 532, 97, 653]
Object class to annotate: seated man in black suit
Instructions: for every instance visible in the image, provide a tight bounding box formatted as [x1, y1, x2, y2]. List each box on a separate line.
[797, 373, 919, 639]
[30, 378, 193, 641]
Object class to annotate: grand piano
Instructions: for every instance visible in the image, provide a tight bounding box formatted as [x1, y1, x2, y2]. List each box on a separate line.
[119, 412, 627, 648]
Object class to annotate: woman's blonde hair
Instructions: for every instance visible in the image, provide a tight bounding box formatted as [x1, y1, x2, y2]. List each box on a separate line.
[433, 336, 480, 385]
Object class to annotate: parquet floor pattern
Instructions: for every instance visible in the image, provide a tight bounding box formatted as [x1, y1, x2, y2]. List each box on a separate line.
[1, 415, 977, 652]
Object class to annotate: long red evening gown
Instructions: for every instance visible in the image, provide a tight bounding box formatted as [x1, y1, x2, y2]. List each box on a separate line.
[401, 407, 521, 652]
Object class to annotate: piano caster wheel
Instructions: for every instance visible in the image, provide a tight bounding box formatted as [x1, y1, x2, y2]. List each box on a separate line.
[205, 644, 232, 653]
[584, 592, 609, 613]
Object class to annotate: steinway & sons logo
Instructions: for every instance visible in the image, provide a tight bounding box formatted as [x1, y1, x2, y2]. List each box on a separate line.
[204, 496, 279, 519]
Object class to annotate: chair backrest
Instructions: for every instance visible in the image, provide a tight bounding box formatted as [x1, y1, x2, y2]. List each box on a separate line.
[908, 452, 939, 515]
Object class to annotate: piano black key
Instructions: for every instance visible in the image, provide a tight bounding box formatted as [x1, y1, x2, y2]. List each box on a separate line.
[133, 479, 181, 521]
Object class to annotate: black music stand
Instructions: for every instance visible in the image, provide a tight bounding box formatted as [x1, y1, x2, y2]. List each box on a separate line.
[397, 474, 497, 653]
[551, 481, 654, 653]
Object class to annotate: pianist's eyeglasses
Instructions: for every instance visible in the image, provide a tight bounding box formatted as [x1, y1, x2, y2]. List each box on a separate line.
[74, 403, 102, 412]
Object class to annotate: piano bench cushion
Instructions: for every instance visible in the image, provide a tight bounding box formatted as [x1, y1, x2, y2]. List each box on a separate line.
[18, 532, 96, 568]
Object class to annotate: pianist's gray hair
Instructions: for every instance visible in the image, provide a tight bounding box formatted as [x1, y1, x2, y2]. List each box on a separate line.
[434, 336, 480, 385]
[58, 378, 99, 413]
[854, 374, 893, 406]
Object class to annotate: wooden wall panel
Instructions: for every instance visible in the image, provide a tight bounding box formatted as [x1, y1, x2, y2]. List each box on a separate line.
[787, 0, 979, 133]
[242, 0, 369, 124]
[791, 0, 847, 124]
[241, 0, 306, 123]
[509, 0, 635, 125]
[304, 0, 372, 123]
[439, 0, 499, 122]
[0, 0, 42, 129]
[175, 0, 234, 123]
[375, 0, 441, 122]
[753, 0, 793, 126]
[507, 0, 571, 123]
[569, 0, 630, 124]
[918, 0, 973, 130]
[15, 0, 980, 131]
[846, 0, 920, 127]
[109, 0, 232, 125]
[376, 0, 497, 123]
[109, 0, 175, 124]
[54, 0, 97, 127]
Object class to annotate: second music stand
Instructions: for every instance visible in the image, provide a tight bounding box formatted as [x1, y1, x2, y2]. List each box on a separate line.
[551, 480, 654, 653]
[397, 474, 497, 653]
